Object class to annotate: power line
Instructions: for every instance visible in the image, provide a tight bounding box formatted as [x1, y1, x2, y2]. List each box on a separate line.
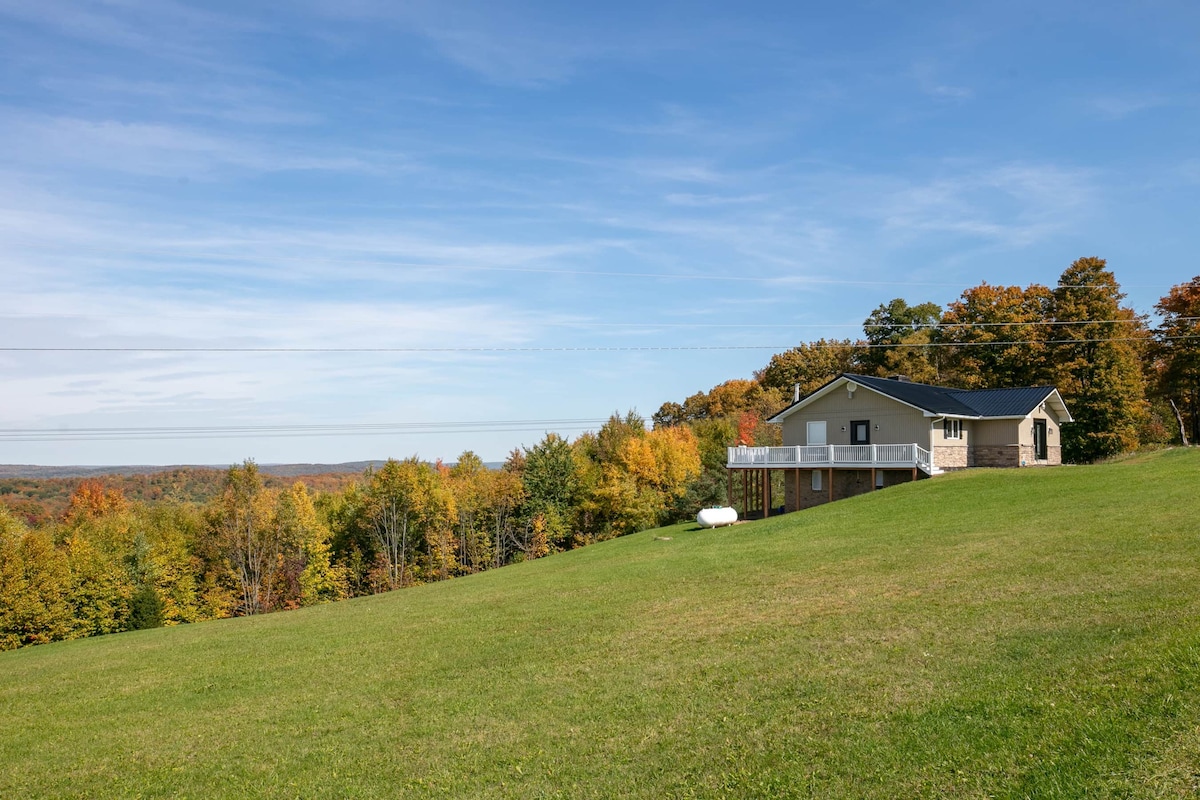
[3, 315, 1189, 330]
[1, 334, 1196, 354]
[0, 418, 611, 443]
[0, 238, 1178, 288]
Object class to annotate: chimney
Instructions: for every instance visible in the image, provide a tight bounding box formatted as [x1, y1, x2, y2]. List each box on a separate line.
[793, 383, 801, 401]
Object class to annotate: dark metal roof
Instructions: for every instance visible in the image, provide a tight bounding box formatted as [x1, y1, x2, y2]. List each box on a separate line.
[845, 374, 980, 416]
[947, 385, 1059, 417]
[791, 373, 1060, 418]
[768, 372, 1069, 423]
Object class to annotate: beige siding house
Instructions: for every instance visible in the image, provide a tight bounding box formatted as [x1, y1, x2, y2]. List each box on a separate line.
[726, 373, 1072, 516]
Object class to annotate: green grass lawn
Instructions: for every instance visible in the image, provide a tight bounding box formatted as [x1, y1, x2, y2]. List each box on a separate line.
[3, 449, 1200, 798]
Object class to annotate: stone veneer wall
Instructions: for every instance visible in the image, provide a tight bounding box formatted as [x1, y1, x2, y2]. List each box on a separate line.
[933, 445, 969, 470]
[1019, 444, 1062, 466]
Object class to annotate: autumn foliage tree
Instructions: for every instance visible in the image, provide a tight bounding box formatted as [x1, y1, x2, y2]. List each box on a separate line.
[1050, 258, 1149, 462]
[1154, 276, 1200, 444]
[0, 508, 73, 650]
[212, 461, 279, 615]
[516, 433, 579, 554]
[64, 480, 130, 526]
[364, 458, 457, 588]
[581, 417, 701, 537]
[861, 298, 943, 382]
[272, 481, 347, 607]
[756, 339, 864, 398]
[447, 452, 493, 573]
[937, 283, 1055, 388]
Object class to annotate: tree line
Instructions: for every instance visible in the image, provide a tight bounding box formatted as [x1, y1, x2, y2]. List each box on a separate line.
[657, 258, 1199, 473]
[2, 257, 1197, 650]
[0, 415, 700, 650]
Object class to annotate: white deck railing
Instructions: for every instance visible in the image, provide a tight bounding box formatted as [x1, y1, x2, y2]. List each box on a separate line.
[727, 443, 933, 475]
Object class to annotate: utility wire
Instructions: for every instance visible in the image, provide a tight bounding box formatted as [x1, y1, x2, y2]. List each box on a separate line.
[0, 418, 611, 443]
[2, 334, 1196, 354]
[0, 239, 1177, 288]
[2, 315, 1190, 330]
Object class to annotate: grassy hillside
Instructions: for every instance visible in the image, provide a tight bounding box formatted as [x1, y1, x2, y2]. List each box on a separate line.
[2, 450, 1199, 798]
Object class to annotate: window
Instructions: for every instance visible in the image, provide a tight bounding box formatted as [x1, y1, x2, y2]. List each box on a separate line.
[875, 471, 885, 489]
[807, 420, 827, 446]
[944, 419, 962, 440]
[811, 470, 822, 491]
[850, 420, 870, 445]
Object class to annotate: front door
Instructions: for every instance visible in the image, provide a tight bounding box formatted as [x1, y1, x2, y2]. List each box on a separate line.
[850, 420, 870, 445]
[1033, 419, 1048, 460]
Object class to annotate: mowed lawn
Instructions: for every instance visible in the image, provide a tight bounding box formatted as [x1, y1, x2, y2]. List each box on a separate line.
[2, 450, 1200, 799]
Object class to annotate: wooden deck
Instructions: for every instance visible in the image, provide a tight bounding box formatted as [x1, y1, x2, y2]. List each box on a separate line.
[727, 444, 934, 475]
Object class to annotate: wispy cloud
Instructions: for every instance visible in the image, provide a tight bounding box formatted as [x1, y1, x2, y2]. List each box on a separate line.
[39, 75, 322, 127]
[0, 112, 380, 178]
[871, 163, 1093, 247]
[1088, 93, 1171, 119]
[664, 193, 768, 207]
[911, 61, 972, 100]
[0, 0, 269, 76]
[298, 0, 602, 88]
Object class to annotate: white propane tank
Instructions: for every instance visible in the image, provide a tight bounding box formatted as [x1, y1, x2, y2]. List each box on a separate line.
[696, 506, 738, 528]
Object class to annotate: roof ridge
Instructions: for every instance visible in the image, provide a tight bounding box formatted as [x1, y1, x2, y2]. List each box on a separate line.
[948, 385, 1056, 395]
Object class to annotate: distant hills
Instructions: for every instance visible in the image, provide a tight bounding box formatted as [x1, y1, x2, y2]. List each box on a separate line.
[0, 462, 387, 479]
[0, 460, 505, 480]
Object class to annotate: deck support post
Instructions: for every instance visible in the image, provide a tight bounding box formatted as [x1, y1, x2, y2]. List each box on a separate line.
[828, 468, 834, 503]
[871, 467, 876, 491]
[794, 468, 800, 512]
[727, 470, 733, 509]
[763, 469, 770, 518]
[742, 470, 748, 517]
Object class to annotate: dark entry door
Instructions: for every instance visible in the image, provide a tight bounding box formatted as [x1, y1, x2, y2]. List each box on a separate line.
[1033, 419, 1048, 460]
[851, 420, 870, 445]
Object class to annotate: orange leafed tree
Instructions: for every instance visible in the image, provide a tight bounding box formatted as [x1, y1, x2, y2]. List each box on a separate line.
[736, 411, 759, 446]
[937, 282, 1054, 388]
[1155, 275, 1200, 444]
[65, 480, 129, 526]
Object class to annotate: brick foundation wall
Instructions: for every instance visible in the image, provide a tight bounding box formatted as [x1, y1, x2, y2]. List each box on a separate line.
[973, 445, 1020, 468]
[783, 468, 919, 511]
[969, 444, 1062, 467]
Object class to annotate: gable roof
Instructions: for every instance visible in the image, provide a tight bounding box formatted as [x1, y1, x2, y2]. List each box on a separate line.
[768, 373, 1073, 423]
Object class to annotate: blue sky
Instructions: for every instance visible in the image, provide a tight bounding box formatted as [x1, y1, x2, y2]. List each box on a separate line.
[1, 0, 1197, 466]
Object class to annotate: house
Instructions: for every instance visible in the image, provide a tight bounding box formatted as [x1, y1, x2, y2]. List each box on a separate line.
[725, 373, 1073, 517]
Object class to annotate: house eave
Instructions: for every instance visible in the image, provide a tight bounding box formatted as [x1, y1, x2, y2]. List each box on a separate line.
[767, 376, 1074, 424]
[769, 374, 943, 422]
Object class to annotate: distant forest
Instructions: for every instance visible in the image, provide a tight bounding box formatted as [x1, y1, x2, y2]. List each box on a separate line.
[0, 469, 362, 527]
[2, 257, 1198, 650]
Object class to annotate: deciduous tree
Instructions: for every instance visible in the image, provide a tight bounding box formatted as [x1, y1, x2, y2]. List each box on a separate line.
[1050, 257, 1148, 462]
[519, 433, 579, 552]
[1154, 276, 1200, 444]
[938, 283, 1054, 388]
[755, 339, 864, 398]
[212, 461, 279, 615]
[365, 458, 457, 588]
[860, 298, 942, 379]
[0, 511, 74, 650]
